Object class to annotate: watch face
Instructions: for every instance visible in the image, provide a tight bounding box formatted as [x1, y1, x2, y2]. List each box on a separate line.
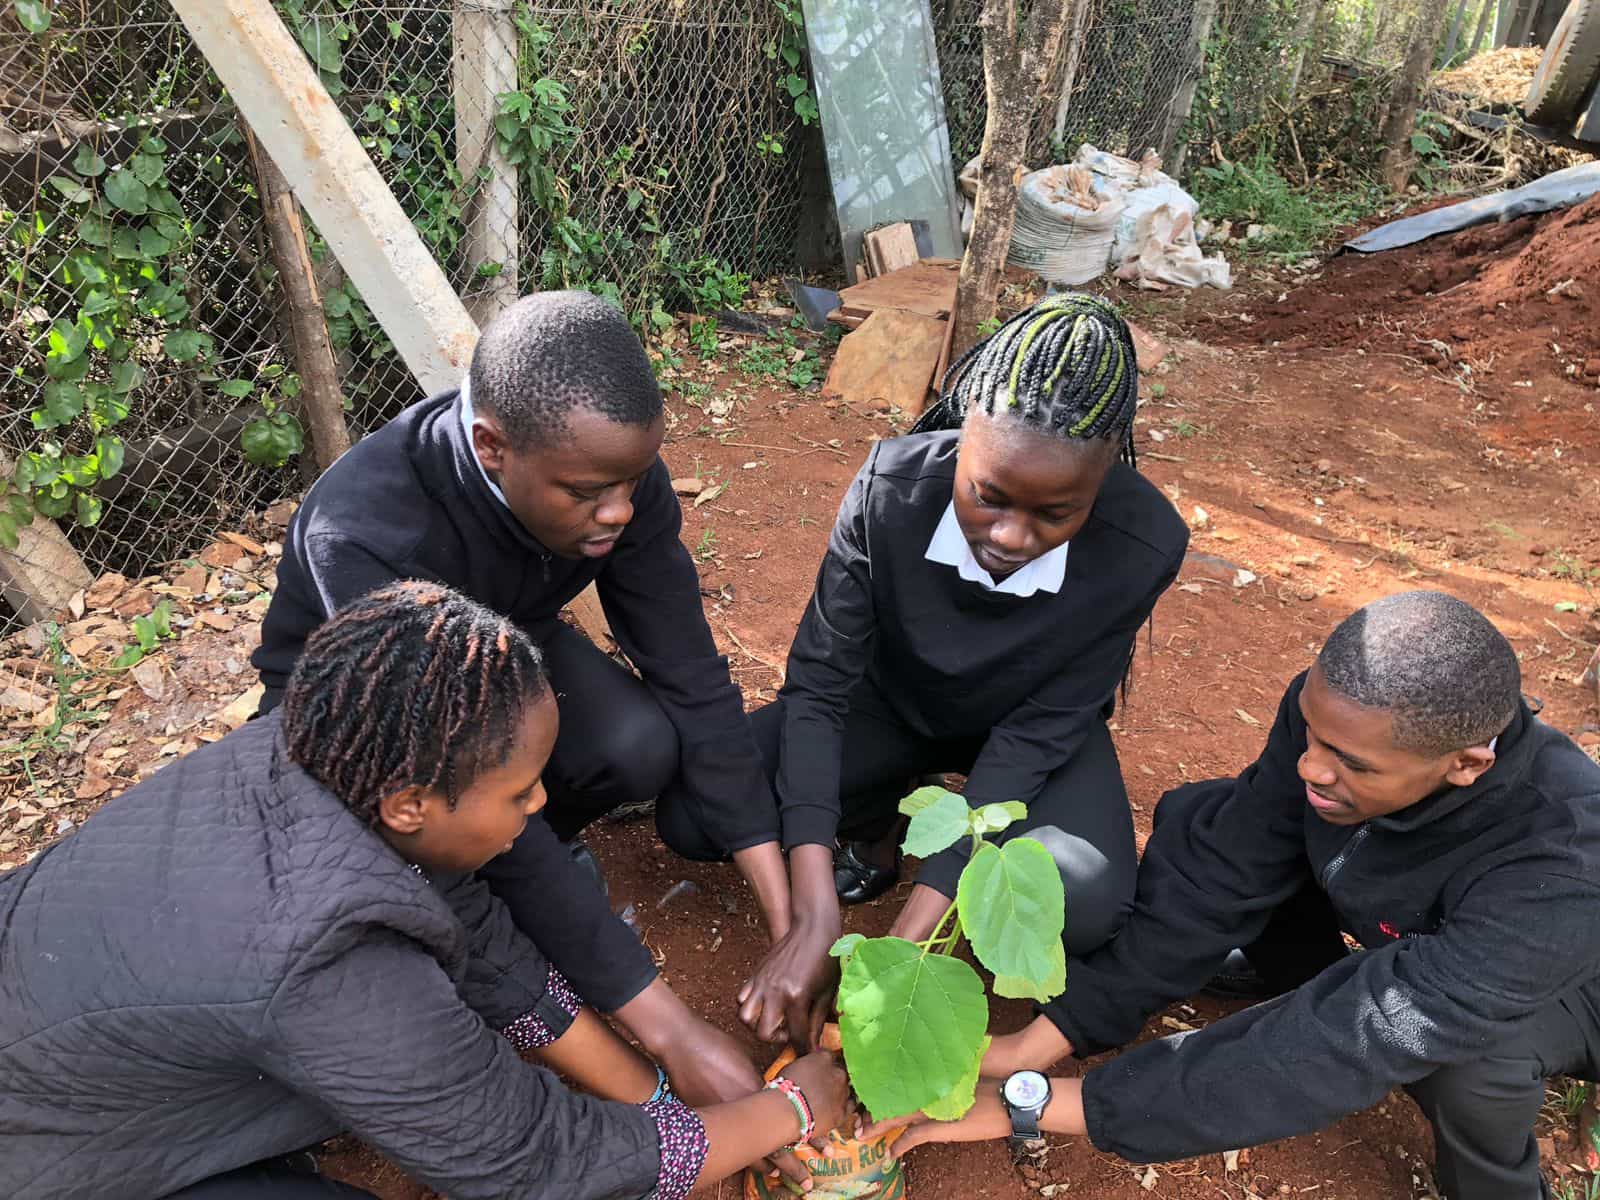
[1003, 1070, 1050, 1109]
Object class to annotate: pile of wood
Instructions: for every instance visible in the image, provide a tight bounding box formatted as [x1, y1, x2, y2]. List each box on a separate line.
[1434, 47, 1544, 108]
[823, 222, 959, 419]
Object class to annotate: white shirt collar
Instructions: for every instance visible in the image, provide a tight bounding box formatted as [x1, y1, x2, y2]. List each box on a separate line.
[458, 374, 511, 510]
[924, 500, 1069, 597]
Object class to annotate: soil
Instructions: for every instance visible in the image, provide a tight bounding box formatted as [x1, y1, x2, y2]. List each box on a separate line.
[4, 198, 1600, 1199]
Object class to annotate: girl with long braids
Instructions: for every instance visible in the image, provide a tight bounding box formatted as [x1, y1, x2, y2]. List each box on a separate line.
[694, 294, 1190, 1047]
[0, 582, 850, 1200]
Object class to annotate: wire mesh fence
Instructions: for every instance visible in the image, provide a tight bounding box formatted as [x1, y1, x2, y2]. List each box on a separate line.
[3, 0, 1300, 637]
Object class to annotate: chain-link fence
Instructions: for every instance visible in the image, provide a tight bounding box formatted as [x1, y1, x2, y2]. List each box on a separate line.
[3, 0, 1302, 637]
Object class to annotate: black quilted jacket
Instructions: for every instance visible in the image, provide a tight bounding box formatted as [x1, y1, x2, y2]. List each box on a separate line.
[0, 714, 663, 1200]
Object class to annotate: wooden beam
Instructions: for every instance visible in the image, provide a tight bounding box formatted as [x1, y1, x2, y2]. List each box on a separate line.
[453, 0, 521, 323]
[0, 450, 94, 624]
[243, 126, 352, 473]
[167, 0, 478, 393]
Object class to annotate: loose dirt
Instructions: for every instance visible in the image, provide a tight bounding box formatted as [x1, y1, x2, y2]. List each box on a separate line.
[4, 204, 1598, 1199]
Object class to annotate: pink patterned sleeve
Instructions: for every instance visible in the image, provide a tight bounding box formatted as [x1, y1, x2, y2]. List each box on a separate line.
[643, 1094, 708, 1200]
[497, 965, 582, 1051]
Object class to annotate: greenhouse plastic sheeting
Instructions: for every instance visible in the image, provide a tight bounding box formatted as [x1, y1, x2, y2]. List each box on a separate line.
[801, 0, 963, 270]
[1343, 161, 1600, 254]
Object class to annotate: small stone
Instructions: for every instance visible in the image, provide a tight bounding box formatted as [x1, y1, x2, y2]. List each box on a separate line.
[1315, 458, 1332, 474]
[199, 541, 244, 569]
[264, 499, 298, 528]
[1530, 544, 1548, 557]
[173, 564, 209, 595]
[85, 572, 130, 610]
[219, 531, 266, 557]
[111, 586, 157, 618]
[671, 477, 706, 497]
[1583, 358, 1600, 379]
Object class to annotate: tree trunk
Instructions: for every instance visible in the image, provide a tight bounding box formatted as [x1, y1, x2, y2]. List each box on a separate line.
[244, 127, 353, 473]
[452, 0, 520, 323]
[1442, 0, 1471, 62]
[1285, 0, 1328, 104]
[1164, 0, 1221, 173]
[952, 0, 1077, 356]
[1379, 0, 1456, 191]
[1470, 0, 1497, 54]
[1050, 0, 1093, 149]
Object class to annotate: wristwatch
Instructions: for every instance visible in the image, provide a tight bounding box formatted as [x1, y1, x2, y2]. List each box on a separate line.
[1000, 1070, 1052, 1143]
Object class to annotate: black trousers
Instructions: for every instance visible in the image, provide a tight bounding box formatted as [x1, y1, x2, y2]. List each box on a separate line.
[1153, 787, 1600, 1200]
[661, 680, 1139, 958]
[164, 1165, 374, 1198]
[525, 620, 681, 841]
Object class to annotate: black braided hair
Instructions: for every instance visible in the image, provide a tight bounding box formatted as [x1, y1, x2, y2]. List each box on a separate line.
[913, 293, 1140, 468]
[280, 581, 550, 825]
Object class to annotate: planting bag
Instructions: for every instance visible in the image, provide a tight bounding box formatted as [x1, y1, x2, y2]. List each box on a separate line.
[1006, 167, 1125, 286]
[744, 1044, 906, 1200]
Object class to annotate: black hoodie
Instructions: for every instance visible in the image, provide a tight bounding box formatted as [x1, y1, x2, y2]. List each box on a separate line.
[1053, 672, 1600, 1163]
[252, 389, 776, 855]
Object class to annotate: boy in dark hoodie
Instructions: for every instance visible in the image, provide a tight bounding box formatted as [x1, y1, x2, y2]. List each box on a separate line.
[867, 591, 1600, 1200]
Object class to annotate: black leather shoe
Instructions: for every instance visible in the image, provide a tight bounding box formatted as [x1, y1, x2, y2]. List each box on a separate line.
[834, 841, 900, 905]
[1202, 948, 1276, 1000]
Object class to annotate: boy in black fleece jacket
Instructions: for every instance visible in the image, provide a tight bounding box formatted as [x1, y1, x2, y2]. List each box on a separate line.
[868, 591, 1600, 1200]
[252, 292, 781, 1107]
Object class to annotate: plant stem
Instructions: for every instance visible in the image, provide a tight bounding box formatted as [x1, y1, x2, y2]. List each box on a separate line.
[918, 898, 960, 957]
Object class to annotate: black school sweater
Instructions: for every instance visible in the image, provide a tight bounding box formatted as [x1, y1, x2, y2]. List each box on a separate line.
[252, 390, 773, 1007]
[1057, 673, 1600, 1164]
[777, 430, 1188, 888]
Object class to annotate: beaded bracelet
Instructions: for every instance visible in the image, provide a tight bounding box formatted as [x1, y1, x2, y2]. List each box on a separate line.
[763, 1077, 815, 1149]
[647, 1063, 670, 1105]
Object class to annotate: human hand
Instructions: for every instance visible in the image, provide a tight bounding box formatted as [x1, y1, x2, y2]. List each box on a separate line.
[738, 923, 840, 1048]
[778, 1050, 856, 1145]
[858, 1090, 1010, 1156]
[982, 1016, 1073, 1077]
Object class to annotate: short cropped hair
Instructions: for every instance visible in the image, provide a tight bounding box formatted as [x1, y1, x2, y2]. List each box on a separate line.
[468, 290, 662, 449]
[1318, 590, 1520, 756]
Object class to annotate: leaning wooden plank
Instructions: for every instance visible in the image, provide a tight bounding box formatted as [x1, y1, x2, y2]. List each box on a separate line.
[0, 453, 93, 625]
[837, 258, 961, 322]
[863, 222, 920, 276]
[930, 307, 958, 405]
[169, 0, 479, 393]
[822, 309, 947, 419]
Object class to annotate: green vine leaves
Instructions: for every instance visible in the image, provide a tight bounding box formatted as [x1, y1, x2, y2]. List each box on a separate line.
[831, 788, 1066, 1121]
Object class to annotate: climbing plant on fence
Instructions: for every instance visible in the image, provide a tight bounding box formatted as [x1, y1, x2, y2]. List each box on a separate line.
[0, 0, 813, 631]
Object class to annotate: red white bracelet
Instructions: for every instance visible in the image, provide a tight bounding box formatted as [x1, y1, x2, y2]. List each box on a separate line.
[764, 1077, 815, 1149]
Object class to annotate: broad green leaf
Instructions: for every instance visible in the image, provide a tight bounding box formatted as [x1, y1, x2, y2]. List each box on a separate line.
[46, 318, 88, 364]
[47, 176, 91, 204]
[110, 227, 141, 260]
[73, 144, 106, 177]
[103, 170, 149, 216]
[163, 328, 212, 363]
[241, 411, 304, 467]
[0, 513, 17, 551]
[829, 932, 866, 959]
[138, 226, 172, 258]
[922, 1035, 990, 1121]
[837, 937, 987, 1120]
[217, 378, 255, 398]
[298, 17, 344, 74]
[970, 801, 1028, 836]
[786, 73, 808, 98]
[150, 599, 173, 638]
[129, 152, 164, 186]
[110, 644, 144, 670]
[133, 614, 158, 651]
[75, 493, 102, 527]
[901, 788, 971, 859]
[12, 0, 50, 33]
[95, 436, 125, 480]
[34, 488, 71, 519]
[957, 838, 1066, 1002]
[899, 784, 957, 818]
[77, 212, 111, 247]
[35, 381, 84, 428]
[109, 359, 143, 395]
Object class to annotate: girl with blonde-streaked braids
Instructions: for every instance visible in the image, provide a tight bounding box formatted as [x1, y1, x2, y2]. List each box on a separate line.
[667, 294, 1189, 1051]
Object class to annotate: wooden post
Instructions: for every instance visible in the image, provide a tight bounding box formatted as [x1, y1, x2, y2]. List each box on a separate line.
[0, 450, 94, 624]
[1285, 0, 1327, 105]
[168, 0, 479, 393]
[243, 127, 352, 473]
[1469, 0, 1497, 54]
[453, 0, 520, 324]
[1164, 0, 1220, 175]
[1442, 0, 1471, 63]
[1379, 0, 1456, 191]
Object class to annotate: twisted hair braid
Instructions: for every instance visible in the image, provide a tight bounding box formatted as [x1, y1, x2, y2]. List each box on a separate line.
[281, 581, 549, 825]
[914, 293, 1140, 466]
